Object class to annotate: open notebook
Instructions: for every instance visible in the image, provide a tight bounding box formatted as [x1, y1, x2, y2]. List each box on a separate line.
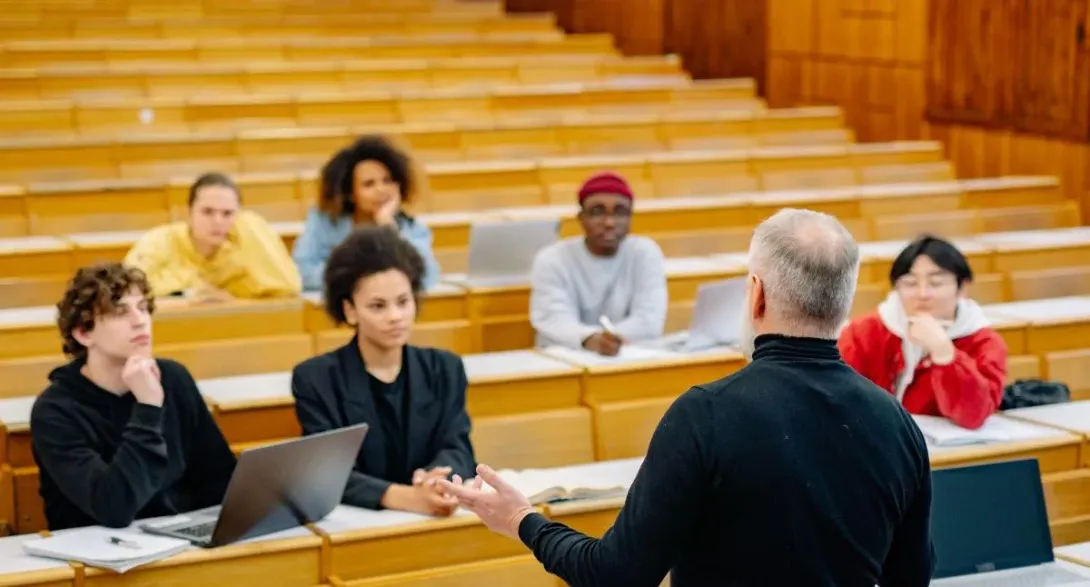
[912, 414, 1053, 447]
[489, 465, 633, 504]
[23, 528, 190, 573]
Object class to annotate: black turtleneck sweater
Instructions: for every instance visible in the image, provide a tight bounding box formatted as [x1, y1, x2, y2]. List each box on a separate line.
[518, 335, 935, 587]
[30, 358, 237, 530]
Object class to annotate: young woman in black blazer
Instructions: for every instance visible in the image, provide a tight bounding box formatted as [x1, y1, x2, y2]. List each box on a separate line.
[291, 226, 476, 516]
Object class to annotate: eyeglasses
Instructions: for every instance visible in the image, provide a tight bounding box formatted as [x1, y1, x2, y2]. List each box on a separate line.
[894, 276, 958, 293]
[582, 207, 632, 220]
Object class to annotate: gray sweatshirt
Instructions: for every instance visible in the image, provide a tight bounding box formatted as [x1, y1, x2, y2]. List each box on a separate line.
[530, 235, 668, 349]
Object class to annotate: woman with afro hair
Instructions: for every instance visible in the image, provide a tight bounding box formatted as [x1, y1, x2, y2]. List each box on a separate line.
[292, 135, 440, 291]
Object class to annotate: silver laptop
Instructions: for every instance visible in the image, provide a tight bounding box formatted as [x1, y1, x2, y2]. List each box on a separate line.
[657, 277, 747, 352]
[465, 218, 560, 286]
[141, 424, 368, 548]
[930, 459, 1090, 586]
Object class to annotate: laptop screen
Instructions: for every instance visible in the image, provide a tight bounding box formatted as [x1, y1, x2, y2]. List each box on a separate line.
[931, 458, 1055, 578]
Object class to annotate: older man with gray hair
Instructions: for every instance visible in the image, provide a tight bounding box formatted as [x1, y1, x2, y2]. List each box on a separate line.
[439, 208, 934, 587]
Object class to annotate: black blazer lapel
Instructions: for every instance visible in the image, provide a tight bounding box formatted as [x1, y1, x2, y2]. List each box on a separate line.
[403, 345, 439, 469]
[335, 338, 387, 478]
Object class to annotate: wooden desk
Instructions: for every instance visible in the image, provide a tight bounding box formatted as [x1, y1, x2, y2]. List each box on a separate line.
[314, 506, 545, 584]
[463, 350, 582, 416]
[541, 346, 744, 461]
[0, 239, 71, 308]
[983, 296, 1090, 354]
[199, 372, 299, 446]
[0, 534, 75, 587]
[926, 416, 1083, 474]
[976, 227, 1090, 274]
[1005, 402, 1090, 545]
[75, 521, 322, 587]
[0, 298, 307, 360]
[0, 398, 40, 534]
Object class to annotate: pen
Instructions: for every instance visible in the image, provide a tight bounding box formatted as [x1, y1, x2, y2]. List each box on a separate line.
[598, 315, 617, 334]
[107, 535, 141, 550]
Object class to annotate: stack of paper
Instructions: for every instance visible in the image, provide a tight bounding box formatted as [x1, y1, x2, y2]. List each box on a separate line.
[23, 528, 189, 573]
[912, 414, 1051, 447]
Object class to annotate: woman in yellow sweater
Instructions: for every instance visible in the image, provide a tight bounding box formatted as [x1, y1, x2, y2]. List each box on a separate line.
[124, 172, 301, 300]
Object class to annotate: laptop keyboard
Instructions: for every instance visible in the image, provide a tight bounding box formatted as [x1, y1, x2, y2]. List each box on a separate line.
[172, 521, 217, 539]
[955, 567, 1090, 586]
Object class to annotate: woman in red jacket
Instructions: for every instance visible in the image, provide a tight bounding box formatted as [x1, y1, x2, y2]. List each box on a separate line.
[838, 235, 1007, 429]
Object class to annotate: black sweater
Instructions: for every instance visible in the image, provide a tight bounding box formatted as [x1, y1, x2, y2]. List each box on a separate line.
[518, 334, 935, 587]
[31, 358, 237, 530]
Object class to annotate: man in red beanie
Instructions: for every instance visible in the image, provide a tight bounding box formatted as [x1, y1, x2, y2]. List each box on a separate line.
[528, 171, 667, 356]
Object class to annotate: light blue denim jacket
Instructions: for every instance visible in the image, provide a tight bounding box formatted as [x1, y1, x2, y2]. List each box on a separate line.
[292, 207, 441, 291]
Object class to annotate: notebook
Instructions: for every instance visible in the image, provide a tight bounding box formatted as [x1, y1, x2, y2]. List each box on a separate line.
[23, 528, 190, 573]
[912, 414, 1052, 447]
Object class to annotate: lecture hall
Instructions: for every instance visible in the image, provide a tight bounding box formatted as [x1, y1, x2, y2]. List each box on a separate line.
[1, 0, 1090, 585]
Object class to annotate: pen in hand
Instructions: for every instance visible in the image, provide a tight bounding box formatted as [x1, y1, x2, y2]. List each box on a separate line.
[598, 315, 618, 335]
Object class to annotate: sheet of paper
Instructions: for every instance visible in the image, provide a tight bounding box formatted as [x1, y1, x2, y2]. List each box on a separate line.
[197, 372, 293, 404]
[913, 414, 1059, 447]
[0, 535, 72, 575]
[542, 344, 676, 367]
[314, 505, 474, 534]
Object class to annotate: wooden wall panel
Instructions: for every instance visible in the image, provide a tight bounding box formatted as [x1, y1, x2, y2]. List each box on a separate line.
[766, 0, 1090, 223]
[504, 0, 764, 84]
[666, 0, 767, 89]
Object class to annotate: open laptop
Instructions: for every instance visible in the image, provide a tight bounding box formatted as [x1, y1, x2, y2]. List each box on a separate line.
[654, 277, 747, 352]
[931, 458, 1090, 586]
[464, 218, 560, 286]
[141, 423, 368, 548]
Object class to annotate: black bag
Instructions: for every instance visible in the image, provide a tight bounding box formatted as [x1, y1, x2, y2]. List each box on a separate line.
[1000, 379, 1071, 410]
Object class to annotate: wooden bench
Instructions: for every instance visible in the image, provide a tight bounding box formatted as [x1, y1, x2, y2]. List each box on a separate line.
[0, 78, 756, 137]
[0, 54, 685, 101]
[0, 0, 494, 21]
[0, 141, 943, 233]
[0, 33, 618, 69]
[0, 106, 845, 185]
[0, 12, 549, 43]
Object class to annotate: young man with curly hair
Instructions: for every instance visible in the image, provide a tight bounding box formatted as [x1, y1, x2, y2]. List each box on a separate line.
[30, 263, 237, 530]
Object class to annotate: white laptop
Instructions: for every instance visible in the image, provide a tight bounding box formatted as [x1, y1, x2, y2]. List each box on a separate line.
[652, 277, 747, 352]
[464, 218, 560, 287]
[930, 459, 1090, 586]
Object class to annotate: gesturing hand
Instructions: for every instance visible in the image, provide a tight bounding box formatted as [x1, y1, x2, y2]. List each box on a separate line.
[436, 464, 535, 541]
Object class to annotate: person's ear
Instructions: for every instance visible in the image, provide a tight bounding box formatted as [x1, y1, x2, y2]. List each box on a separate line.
[72, 327, 94, 349]
[748, 274, 767, 322]
[342, 299, 358, 327]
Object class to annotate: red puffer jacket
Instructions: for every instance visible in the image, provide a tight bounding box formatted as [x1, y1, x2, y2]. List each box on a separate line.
[837, 312, 1008, 430]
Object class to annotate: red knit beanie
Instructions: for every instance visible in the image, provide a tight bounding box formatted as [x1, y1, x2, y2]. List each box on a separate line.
[577, 171, 634, 204]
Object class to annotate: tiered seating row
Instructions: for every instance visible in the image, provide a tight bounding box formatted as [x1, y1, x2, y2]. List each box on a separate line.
[0, 54, 685, 101]
[0, 32, 620, 69]
[0, 76, 751, 136]
[0, 141, 942, 238]
[0, 12, 555, 43]
[0, 106, 838, 184]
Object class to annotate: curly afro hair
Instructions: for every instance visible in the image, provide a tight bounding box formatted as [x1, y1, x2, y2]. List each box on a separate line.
[323, 225, 426, 325]
[317, 135, 417, 219]
[56, 263, 155, 359]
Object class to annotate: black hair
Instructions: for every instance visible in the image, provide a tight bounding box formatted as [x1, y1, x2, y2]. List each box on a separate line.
[322, 225, 426, 325]
[188, 172, 240, 207]
[317, 135, 416, 219]
[889, 235, 974, 287]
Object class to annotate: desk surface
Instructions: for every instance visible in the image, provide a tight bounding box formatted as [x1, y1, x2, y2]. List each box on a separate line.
[1006, 401, 1090, 435]
[198, 372, 294, 407]
[541, 343, 742, 369]
[0, 396, 35, 429]
[0, 534, 74, 578]
[463, 349, 580, 381]
[982, 296, 1090, 324]
[974, 227, 1090, 250]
